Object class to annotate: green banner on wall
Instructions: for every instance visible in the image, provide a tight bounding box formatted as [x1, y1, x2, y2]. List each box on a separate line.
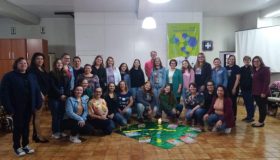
[167, 23, 200, 59]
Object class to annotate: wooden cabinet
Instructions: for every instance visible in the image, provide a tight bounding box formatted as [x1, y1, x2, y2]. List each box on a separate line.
[0, 39, 48, 80]
[26, 39, 49, 71]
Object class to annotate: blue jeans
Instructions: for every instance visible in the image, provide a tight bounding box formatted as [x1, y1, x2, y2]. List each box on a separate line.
[113, 112, 127, 126]
[207, 113, 227, 132]
[242, 90, 255, 120]
[131, 87, 140, 99]
[48, 98, 65, 134]
[121, 108, 132, 121]
[186, 108, 207, 125]
[153, 87, 162, 106]
[137, 103, 158, 119]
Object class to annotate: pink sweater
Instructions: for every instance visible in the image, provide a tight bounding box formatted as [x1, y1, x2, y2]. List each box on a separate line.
[183, 69, 195, 89]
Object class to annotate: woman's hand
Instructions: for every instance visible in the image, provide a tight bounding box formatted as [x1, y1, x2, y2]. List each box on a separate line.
[216, 120, 222, 127]
[108, 113, 114, 119]
[78, 121, 85, 127]
[203, 114, 209, 121]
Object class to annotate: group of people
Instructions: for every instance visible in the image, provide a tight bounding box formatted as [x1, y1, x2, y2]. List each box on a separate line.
[0, 50, 270, 156]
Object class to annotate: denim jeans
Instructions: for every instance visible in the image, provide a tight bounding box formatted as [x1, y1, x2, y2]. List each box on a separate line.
[137, 103, 158, 119]
[121, 108, 132, 121]
[186, 108, 207, 125]
[242, 90, 255, 120]
[88, 118, 115, 134]
[153, 87, 162, 106]
[157, 104, 183, 118]
[130, 87, 140, 99]
[48, 98, 65, 134]
[207, 113, 227, 131]
[113, 112, 127, 126]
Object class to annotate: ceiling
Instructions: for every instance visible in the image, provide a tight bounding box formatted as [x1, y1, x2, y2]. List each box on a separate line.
[5, 0, 280, 18]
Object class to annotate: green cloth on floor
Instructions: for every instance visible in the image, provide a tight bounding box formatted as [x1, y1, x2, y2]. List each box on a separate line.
[116, 122, 200, 149]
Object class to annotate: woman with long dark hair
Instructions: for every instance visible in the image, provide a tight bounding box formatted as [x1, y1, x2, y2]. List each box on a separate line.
[29, 52, 49, 143]
[1, 57, 42, 156]
[203, 85, 234, 133]
[119, 63, 131, 89]
[92, 55, 107, 91]
[251, 56, 270, 127]
[181, 59, 195, 102]
[48, 58, 71, 139]
[130, 59, 145, 99]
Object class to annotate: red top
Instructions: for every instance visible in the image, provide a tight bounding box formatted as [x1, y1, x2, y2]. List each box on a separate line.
[145, 59, 153, 80]
[252, 67, 270, 96]
[207, 97, 234, 128]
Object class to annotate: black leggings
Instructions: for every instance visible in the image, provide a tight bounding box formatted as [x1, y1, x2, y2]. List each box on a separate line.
[62, 119, 93, 136]
[254, 96, 267, 123]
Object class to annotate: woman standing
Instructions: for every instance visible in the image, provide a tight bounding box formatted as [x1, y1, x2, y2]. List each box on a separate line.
[194, 53, 212, 91]
[1, 58, 42, 156]
[251, 56, 270, 127]
[63, 86, 93, 143]
[92, 55, 107, 91]
[226, 55, 240, 122]
[29, 52, 49, 143]
[181, 59, 195, 102]
[77, 64, 100, 92]
[240, 56, 255, 123]
[130, 59, 145, 98]
[88, 87, 115, 134]
[48, 59, 71, 139]
[106, 57, 121, 86]
[212, 58, 228, 88]
[104, 82, 127, 126]
[119, 63, 131, 89]
[166, 59, 183, 106]
[150, 57, 167, 106]
[204, 85, 234, 133]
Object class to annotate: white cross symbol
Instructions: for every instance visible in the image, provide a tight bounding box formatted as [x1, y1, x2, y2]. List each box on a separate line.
[205, 42, 212, 49]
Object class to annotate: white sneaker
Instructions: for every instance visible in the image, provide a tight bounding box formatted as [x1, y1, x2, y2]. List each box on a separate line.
[224, 128, 232, 134]
[69, 135, 81, 143]
[212, 126, 217, 132]
[22, 145, 35, 154]
[15, 148, 26, 157]
[61, 132, 68, 137]
[51, 133, 61, 139]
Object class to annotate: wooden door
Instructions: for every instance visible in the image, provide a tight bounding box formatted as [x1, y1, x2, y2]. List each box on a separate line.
[0, 60, 14, 80]
[11, 39, 26, 59]
[0, 40, 11, 60]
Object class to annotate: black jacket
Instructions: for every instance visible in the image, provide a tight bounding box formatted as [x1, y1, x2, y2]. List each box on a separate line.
[0, 71, 42, 114]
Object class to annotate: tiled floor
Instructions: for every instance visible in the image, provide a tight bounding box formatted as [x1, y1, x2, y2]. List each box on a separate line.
[1, 102, 280, 160]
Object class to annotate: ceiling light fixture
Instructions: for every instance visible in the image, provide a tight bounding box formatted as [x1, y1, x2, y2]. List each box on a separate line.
[264, 9, 280, 18]
[148, 0, 171, 4]
[142, 17, 157, 29]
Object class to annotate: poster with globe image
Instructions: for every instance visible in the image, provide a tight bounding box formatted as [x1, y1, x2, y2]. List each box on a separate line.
[167, 23, 200, 67]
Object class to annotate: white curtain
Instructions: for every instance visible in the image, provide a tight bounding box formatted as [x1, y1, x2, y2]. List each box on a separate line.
[235, 26, 280, 72]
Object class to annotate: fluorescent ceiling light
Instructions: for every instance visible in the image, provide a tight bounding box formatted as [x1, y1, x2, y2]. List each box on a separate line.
[264, 9, 280, 18]
[148, 0, 171, 4]
[142, 17, 156, 29]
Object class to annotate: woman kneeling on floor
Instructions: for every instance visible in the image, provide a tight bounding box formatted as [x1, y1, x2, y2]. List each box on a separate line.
[88, 87, 115, 135]
[156, 84, 183, 122]
[203, 85, 234, 134]
[63, 86, 94, 143]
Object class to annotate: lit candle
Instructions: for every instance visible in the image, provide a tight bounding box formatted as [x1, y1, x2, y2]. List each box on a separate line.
[158, 118, 162, 125]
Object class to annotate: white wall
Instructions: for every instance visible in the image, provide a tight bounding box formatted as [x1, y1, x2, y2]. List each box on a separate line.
[75, 12, 203, 68]
[0, 18, 75, 58]
[202, 16, 241, 65]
